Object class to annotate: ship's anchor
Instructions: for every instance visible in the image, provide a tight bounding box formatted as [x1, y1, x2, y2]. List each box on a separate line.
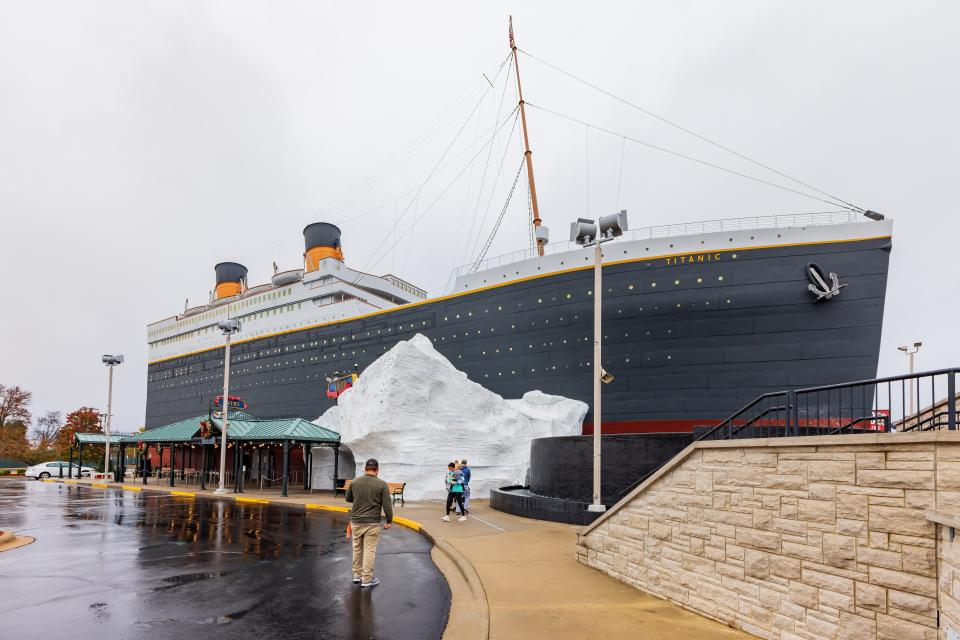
[806, 262, 846, 301]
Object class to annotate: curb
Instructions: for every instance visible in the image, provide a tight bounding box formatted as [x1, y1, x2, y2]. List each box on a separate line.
[432, 538, 490, 640]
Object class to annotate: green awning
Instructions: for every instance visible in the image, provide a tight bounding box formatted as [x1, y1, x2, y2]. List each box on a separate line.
[122, 414, 340, 445]
[73, 433, 131, 445]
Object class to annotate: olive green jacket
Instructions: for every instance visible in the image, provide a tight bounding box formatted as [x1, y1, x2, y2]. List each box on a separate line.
[345, 474, 393, 524]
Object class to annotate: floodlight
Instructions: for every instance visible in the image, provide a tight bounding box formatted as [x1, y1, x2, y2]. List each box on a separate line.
[897, 346, 908, 353]
[598, 210, 628, 239]
[863, 210, 885, 221]
[102, 354, 124, 366]
[217, 319, 241, 334]
[600, 368, 615, 385]
[570, 218, 597, 245]
[913, 341, 922, 348]
[534, 225, 550, 246]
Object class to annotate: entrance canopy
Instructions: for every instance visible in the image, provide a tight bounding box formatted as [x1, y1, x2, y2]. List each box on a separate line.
[73, 432, 129, 446]
[120, 413, 341, 446]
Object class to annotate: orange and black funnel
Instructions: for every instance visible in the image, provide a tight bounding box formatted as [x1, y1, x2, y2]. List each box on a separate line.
[214, 262, 247, 300]
[303, 222, 343, 271]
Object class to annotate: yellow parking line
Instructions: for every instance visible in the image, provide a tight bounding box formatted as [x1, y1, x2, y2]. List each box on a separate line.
[63, 480, 79, 484]
[305, 503, 349, 513]
[121, 486, 143, 492]
[91, 483, 109, 488]
[41, 479, 55, 483]
[170, 491, 195, 497]
[235, 497, 269, 505]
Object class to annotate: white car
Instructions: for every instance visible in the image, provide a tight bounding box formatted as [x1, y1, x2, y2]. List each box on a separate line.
[25, 461, 94, 479]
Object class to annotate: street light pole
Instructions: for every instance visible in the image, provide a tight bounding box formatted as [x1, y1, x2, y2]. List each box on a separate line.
[215, 318, 240, 494]
[571, 211, 628, 514]
[590, 240, 603, 511]
[898, 342, 922, 417]
[101, 354, 123, 481]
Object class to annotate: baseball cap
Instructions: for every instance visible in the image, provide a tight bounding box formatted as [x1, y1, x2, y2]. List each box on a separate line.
[364, 458, 379, 470]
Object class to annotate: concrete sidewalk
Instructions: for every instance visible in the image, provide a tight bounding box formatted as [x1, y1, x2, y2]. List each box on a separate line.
[45, 478, 748, 640]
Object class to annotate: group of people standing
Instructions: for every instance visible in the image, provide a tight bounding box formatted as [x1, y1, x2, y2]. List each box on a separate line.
[343, 457, 475, 589]
[441, 459, 471, 522]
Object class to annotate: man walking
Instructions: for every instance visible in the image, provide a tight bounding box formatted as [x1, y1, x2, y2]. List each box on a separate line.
[345, 458, 393, 588]
[460, 459, 472, 514]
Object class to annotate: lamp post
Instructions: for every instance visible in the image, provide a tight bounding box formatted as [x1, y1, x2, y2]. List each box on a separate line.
[571, 211, 628, 513]
[897, 341, 922, 417]
[214, 318, 241, 494]
[101, 354, 123, 481]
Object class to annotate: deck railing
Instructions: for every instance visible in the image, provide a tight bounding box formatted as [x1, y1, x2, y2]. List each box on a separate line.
[445, 210, 863, 291]
[617, 368, 959, 500]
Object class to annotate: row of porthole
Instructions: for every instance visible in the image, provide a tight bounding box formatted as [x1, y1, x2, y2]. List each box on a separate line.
[154, 346, 701, 393]
[153, 292, 737, 375]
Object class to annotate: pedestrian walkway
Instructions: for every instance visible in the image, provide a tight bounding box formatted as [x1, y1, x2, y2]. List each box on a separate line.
[52, 478, 747, 640]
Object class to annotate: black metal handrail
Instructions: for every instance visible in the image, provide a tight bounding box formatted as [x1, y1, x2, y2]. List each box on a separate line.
[616, 368, 959, 502]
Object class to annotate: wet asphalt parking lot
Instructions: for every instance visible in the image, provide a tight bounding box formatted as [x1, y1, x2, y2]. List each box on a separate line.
[0, 479, 449, 639]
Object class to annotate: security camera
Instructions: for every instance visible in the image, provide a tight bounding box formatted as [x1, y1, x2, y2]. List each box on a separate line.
[600, 368, 615, 385]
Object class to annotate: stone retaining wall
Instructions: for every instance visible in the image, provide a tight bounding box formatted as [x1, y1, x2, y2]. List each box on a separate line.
[576, 433, 960, 640]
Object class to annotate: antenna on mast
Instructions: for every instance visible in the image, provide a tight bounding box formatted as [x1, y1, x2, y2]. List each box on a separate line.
[509, 16, 548, 256]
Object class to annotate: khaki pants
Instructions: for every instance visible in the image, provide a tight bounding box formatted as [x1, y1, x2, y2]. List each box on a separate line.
[351, 523, 382, 583]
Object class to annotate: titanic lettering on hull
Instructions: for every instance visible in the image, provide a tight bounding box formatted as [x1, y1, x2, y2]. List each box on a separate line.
[663, 252, 722, 266]
[145, 215, 893, 433]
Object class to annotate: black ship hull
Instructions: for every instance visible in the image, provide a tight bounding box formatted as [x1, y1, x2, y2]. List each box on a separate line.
[146, 235, 891, 432]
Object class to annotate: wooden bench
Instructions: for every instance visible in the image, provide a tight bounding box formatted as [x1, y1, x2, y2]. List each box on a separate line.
[335, 478, 352, 497]
[336, 479, 406, 506]
[388, 482, 406, 506]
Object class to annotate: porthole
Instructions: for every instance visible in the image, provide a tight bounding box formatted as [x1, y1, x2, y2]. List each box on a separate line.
[697, 277, 703, 283]
[565, 293, 572, 299]
[587, 290, 593, 296]
[718, 276, 724, 281]
[732, 253, 738, 259]
[674, 279, 680, 285]
[726, 299, 732, 304]
[651, 282, 657, 288]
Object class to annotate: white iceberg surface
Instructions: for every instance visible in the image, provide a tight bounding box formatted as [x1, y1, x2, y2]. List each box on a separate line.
[313, 333, 586, 500]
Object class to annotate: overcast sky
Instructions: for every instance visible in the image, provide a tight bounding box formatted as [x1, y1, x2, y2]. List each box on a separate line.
[1, 1, 957, 431]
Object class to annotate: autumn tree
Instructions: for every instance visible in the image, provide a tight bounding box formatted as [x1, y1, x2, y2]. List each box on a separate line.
[33, 410, 64, 451]
[0, 420, 30, 462]
[58, 407, 103, 450]
[0, 384, 32, 428]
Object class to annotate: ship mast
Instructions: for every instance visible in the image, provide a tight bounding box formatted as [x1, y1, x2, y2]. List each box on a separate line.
[509, 16, 546, 257]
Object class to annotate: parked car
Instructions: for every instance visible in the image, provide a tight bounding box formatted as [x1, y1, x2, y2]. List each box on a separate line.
[25, 461, 94, 479]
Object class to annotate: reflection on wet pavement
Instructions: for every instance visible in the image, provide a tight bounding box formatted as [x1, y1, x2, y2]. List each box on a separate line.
[0, 479, 449, 639]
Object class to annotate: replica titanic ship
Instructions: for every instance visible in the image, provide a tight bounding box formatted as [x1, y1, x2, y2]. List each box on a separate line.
[144, 21, 893, 432]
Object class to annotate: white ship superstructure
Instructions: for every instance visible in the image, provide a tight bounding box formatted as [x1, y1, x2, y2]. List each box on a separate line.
[147, 223, 426, 363]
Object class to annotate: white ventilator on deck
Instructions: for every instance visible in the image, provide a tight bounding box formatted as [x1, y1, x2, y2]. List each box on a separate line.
[313, 333, 587, 500]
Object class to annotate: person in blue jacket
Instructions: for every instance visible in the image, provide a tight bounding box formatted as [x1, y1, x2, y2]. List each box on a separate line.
[459, 459, 472, 515]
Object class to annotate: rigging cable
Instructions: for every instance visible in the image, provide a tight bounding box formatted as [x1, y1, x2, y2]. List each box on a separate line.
[525, 101, 862, 213]
[472, 158, 527, 272]
[518, 48, 865, 213]
[462, 61, 514, 266]
[357, 106, 522, 278]
[350, 78, 509, 286]
[466, 111, 521, 264]
[320, 51, 513, 221]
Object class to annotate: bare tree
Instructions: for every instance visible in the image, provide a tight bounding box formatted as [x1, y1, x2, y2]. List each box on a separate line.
[33, 410, 63, 450]
[0, 384, 32, 428]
